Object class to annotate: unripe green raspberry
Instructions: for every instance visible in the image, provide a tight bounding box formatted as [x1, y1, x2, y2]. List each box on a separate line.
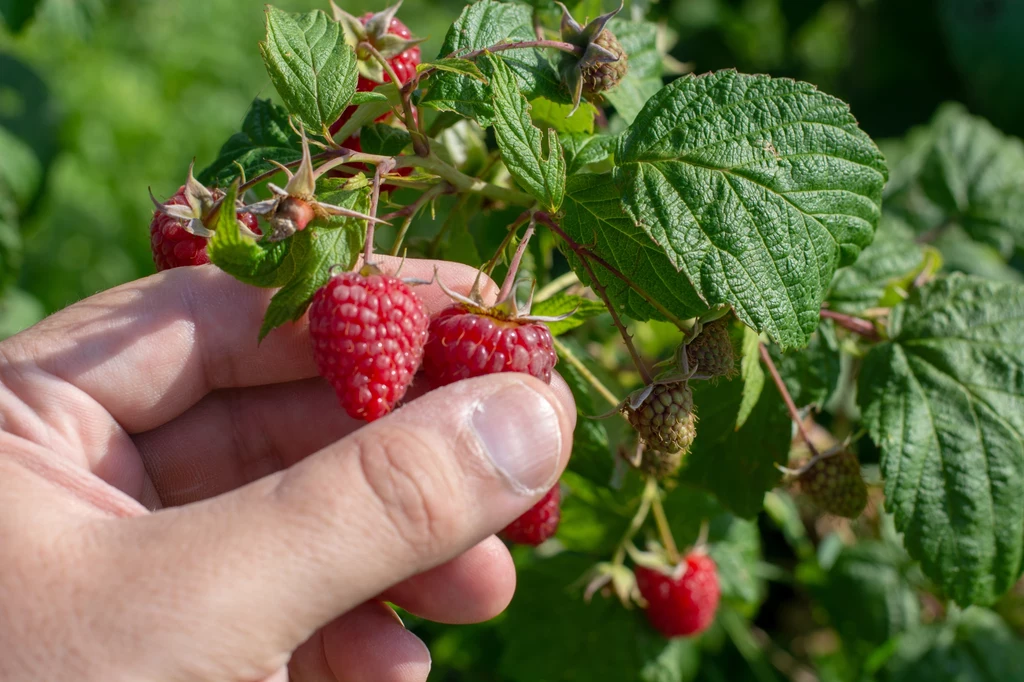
[624, 382, 697, 454]
[685, 318, 736, 380]
[639, 447, 685, 480]
[581, 29, 627, 99]
[799, 450, 868, 519]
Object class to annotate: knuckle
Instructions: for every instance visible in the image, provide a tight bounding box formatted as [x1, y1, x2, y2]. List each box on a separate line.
[352, 426, 462, 558]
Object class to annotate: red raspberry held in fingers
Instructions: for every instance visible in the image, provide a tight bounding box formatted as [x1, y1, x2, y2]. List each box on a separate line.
[423, 305, 557, 387]
[150, 186, 260, 271]
[635, 552, 721, 638]
[501, 486, 561, 545]
[308, 270, 429, 422]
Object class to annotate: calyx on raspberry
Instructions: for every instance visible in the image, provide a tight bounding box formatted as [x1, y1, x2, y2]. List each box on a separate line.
[501, 485, 561, 546]
[242, 128, 382, 241]
[330, 0, 424, 85]
[308, 264, 429, 422]
[423, 275, 567, 387]
[556, 1, 628, 114]
[792, 448, 868, 519]
[634, 549, 721, 638]
[149, 163, 261, 271]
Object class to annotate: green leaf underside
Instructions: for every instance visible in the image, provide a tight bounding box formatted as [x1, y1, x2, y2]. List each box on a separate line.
[680, 371, 791, 518]
[859, 274, 1024, 605]
[560, 172, 709, 324]
[259, 7, 357, 134]
[617, 70, 888, 348]
[828, 215, 925, 314]
[530, 99, 596, 136]
[358, 124, 412, 157]
[419, 57, 488, 83]
[258, 188, 368, 339]
[560, 132, 616, 175]
[349, 91, 388, 105]
[207, 181, 294, 287]
[602, 19, 663, 125]
[919, 103, 1024, 256]
[198, 99, 302, 187]
[419, 0, 565, 125]
[531, 292, 606, 336]
[485, 54, 566, 212]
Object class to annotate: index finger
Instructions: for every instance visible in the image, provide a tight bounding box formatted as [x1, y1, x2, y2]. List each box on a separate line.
[0, 257, 496, 434]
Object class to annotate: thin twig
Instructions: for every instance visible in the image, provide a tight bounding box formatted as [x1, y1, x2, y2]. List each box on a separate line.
[496, 220, 536, 302]
[759, 343, 819, 457]
[388, 183, 447, 256]
[361, 41, 429, 156]
[364, 160, 392, 264]
[611, 478, 657, 565]
[820, 309, 881, 342]
[535, 270, 581, 302]
[650, 486, 680, 564]
[552, 337, 620, 408]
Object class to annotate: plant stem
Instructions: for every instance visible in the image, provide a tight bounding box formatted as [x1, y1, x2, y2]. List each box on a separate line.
[759, 343, 819, 457]
[552, 337, 620, 407]
[484, 211, 532, 277]
[496, 220, 536, 302]
[820, 308, 881, 342]
[361, 41, 429, 156]
[611, 478, 656, 565]
[364, 161, 389, 264]
[534, 212, 690, 330]
[388, 183, 447, 256]
[535, 270, 581, 301]
[650, 484, 680, 564]
[398, 154, 534, 206]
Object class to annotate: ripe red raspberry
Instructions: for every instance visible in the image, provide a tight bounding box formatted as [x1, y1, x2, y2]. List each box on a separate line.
[308, 270, 429, 422]
[635, 552, 721, 638]
[150, 186, 259, 271]
[328, 11, 420, 138]
[423, 305, 557, 387]
[501, 486, 560, 545]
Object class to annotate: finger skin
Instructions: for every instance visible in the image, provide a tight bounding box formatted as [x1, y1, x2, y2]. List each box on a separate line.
[100, 373, 573, 673]
[0, 257, 495, 435]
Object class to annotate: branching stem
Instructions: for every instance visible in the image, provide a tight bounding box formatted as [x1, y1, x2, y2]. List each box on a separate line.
[759, 343, 819, 457]
[611, 477, 657, 565]
[361, 41, 429, 156]
[496, 220, 536, 302]
[820, 308, 881, 342]
[650, 484, 680, 564]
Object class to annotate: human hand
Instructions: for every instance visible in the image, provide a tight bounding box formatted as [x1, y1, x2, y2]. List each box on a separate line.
[0, 258, 576, 681]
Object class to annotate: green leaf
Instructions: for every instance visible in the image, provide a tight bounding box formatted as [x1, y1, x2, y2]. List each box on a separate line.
[815, 541, 921, 650]
[258, 189, 368, 339]
[259, 6, 357, 134]
[358, 124, 411, 157]
[530, 99, 596, 135]
[207, 181, 295, 287]
[498, 553, 702, 682]
[349, 91, 389, 105]
[679, 366, 791, 518]
[560, 133, 616, 175]
[0, 190, 21, 294]
[603, 19, 663, 125]
[198, 98, 302, 187]
[0, 0, 40, 32]
[616, 71, 888, 348]
[0, 287, 43, 339]
[560, 172, 709, 324]
[859, 274, 1024, 605]
[0, 124, 43, 211]
[773, 320, 841, 409]
[419, 0, 565, 125]
[828, 215, 927, 314]
[419, 57, 488, 83]
[484, 54, 565, 212]
[531, 292, 606, 336]
[919, 103, 1024, 256]
[736, 325, 764, 430]
[877, 608, 1024, 682]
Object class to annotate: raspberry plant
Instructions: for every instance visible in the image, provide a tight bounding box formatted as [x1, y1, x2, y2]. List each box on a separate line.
[144, 0, 1024, 677]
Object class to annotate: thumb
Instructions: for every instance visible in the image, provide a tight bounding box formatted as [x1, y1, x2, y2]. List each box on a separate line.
[115, 373, 573, 667]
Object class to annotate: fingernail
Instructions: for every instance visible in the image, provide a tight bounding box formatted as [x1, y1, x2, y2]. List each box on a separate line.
[472, 382, 562, 494]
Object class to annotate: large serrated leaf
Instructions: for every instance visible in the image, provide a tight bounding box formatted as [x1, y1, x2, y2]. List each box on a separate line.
[919, 103, 1024, 257]
[484, 54, 565, 212]
[603, 18, 663, 125]
[616, 71, 888, 348]
[859, 274, 1024, 605]
[560, 172, 709, 323]
[419, 0, 565, 125]
[198, 99, 302, 187]
[259, 7, 357, 134]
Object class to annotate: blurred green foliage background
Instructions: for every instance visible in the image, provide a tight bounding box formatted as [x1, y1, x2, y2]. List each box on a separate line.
[2, 0, 1023, 333]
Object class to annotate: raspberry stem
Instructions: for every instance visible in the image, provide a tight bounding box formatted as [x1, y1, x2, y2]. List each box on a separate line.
[495, 219, 536, 302]
[484, 211, 532, 279]
[759, 343, 820, 458]
[611, 476, 656, 565]
[551, 337, 621, 408]
[364, 159, 393, 263]
[360, 41, 430, 156]
[650, 482, 680, 564]
[820, 308, 882, 341]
